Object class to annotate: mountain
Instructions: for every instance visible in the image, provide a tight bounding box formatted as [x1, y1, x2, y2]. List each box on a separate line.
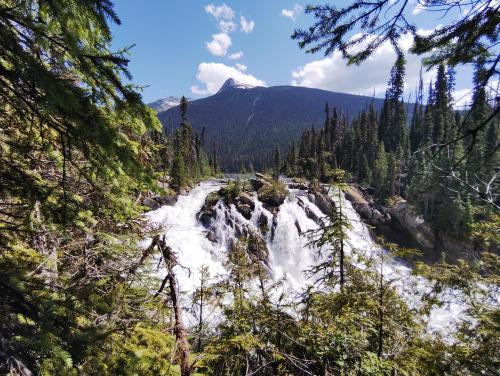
[148, 96, 188, 113]
[157, 79, 385, 171]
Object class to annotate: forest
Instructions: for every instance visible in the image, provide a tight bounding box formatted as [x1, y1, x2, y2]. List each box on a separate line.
[0, 0, 498, 375]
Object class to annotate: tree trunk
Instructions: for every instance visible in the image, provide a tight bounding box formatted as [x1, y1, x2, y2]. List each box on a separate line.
[156, 236, 191, 376]
[338, 189, 345, 290]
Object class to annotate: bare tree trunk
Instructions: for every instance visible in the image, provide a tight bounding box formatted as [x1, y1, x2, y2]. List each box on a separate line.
[377, 253, 384, 359]
[155, 236, 191, 376]
[338, 189, 345, 290]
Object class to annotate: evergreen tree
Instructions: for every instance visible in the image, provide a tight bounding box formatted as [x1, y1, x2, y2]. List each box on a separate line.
[273, 145, 281, 180]
[373, 143, 389, 197]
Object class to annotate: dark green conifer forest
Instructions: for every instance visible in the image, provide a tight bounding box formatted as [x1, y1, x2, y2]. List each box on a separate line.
[0, 0, 498, 375]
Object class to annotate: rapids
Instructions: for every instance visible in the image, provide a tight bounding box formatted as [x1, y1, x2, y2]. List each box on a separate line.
[145, 179, 464, 334]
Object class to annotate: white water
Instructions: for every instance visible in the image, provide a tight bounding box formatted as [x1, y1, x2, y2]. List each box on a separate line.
[145, 179, 464, 333]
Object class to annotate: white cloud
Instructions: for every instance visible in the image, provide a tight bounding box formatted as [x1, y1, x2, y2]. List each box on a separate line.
[452, 80, 499, 109]
[191, 62, 266, 95]
[205, 3, 234, 20]
[235, 63, 247, 72]
[412, 5, 424, 15]
[206, 33, 232, 56]
[291, 34, 434, 97]
[281, 4, 303, 21]
[218, 19, 236, 32]
[453, 88, 473, 109]
[240, 16, 255, 33]
[228, 51, 244, 60]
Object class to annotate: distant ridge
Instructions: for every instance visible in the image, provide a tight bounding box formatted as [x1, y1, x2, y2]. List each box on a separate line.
[157, 79, 386, 171]
[148, 96, 189, 113]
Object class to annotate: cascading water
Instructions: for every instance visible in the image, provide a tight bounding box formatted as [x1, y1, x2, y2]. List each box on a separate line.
[145, 178, 463, 334]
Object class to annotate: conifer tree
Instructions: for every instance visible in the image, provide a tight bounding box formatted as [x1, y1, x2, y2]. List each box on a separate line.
[273, 145, 281, 180]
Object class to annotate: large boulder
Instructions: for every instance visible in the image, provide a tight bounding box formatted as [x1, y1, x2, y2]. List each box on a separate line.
[250, 173, 272, 191]
[389, 199, 436, 251]
[198, 209, 215, 227]
[236, 203, 253, 220]
[143, 197, 161, 210]
[344, 186, 388, 226]
[313, 192, 335, 216]
[153, 195, 177, 206]
[197, 191, 221, 227]
[237, 192, 255, 209]
[258, 180, 288, 209]
[258, 213, 269, 234]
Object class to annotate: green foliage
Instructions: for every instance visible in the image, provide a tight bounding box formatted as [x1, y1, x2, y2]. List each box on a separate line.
[287, 61, 498, 240]
[257, 179, 289, 206]
[169, 97, 212, 191]
[0, 1, 180, 373]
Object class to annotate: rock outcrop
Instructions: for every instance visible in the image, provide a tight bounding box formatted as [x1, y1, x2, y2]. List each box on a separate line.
[344, 185, 475, 262]
[389, 198, 436, 251]
[344, 186, 389, 226]
[197, 191, 221, 227]
[142, 194, 178, 210]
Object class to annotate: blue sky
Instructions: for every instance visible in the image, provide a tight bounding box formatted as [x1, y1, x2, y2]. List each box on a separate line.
[111, 1, 473, 105]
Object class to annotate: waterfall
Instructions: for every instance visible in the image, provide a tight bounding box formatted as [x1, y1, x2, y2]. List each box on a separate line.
[145, 179, 464, 334]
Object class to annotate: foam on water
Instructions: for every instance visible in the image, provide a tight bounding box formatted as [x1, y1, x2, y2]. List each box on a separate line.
[145, 179, 465, 334]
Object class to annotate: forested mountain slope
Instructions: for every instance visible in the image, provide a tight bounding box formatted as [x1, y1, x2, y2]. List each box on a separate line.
[158, 79, 386, 171]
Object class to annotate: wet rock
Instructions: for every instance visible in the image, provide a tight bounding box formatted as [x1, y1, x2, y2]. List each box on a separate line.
[390, 199, 436, 251]
[313, 192, 335, 216]
[270, 213, 279, 241]
[225, 212, 234, 228]
[250, 173, 272, 191]
[206, 230, 217, 242]
[143, 197, 161, 210]
[237, 203, 253, 220]
[153, 195, 177, 206]
[235, 224, 249, 239]
[289, 178, 309, 190]
[198, 209, 215, 227]
[258, 213, 268, 227]
[294, 220, 302, 235]
[304, 206, 321, 224]
[197, 191, 221, 227]
[237, 192, 255, 210]
[260, 193, 287, 208]
[205, 191, 221, 208]
[344, 186, 388, 226]
[258, 213, 269, 235]
[258, 180, 288, 209]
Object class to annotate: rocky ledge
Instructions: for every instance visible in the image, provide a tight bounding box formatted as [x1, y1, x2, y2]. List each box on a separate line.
[344, 185, 474, 262]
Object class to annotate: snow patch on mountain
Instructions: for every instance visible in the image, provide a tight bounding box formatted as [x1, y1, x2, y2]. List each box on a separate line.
[217, 78, 260, 93]
[148, 96, 189, 113]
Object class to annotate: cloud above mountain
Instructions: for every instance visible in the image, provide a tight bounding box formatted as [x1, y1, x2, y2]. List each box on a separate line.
[206, 32, 232, 56]
[291, 33, 435, 97]
[191, 62, 266, 95]
[204, 3, 254, 58]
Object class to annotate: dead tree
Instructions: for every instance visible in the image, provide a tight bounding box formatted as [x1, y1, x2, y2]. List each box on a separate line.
[154, 236, 191, 376]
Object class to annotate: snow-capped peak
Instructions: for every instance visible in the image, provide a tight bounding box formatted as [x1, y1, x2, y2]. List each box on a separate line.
[217, 78, 257, 93]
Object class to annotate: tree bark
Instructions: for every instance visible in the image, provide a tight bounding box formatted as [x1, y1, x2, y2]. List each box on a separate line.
[155, 236, 191, 376]
[338, 189, 345, 290]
